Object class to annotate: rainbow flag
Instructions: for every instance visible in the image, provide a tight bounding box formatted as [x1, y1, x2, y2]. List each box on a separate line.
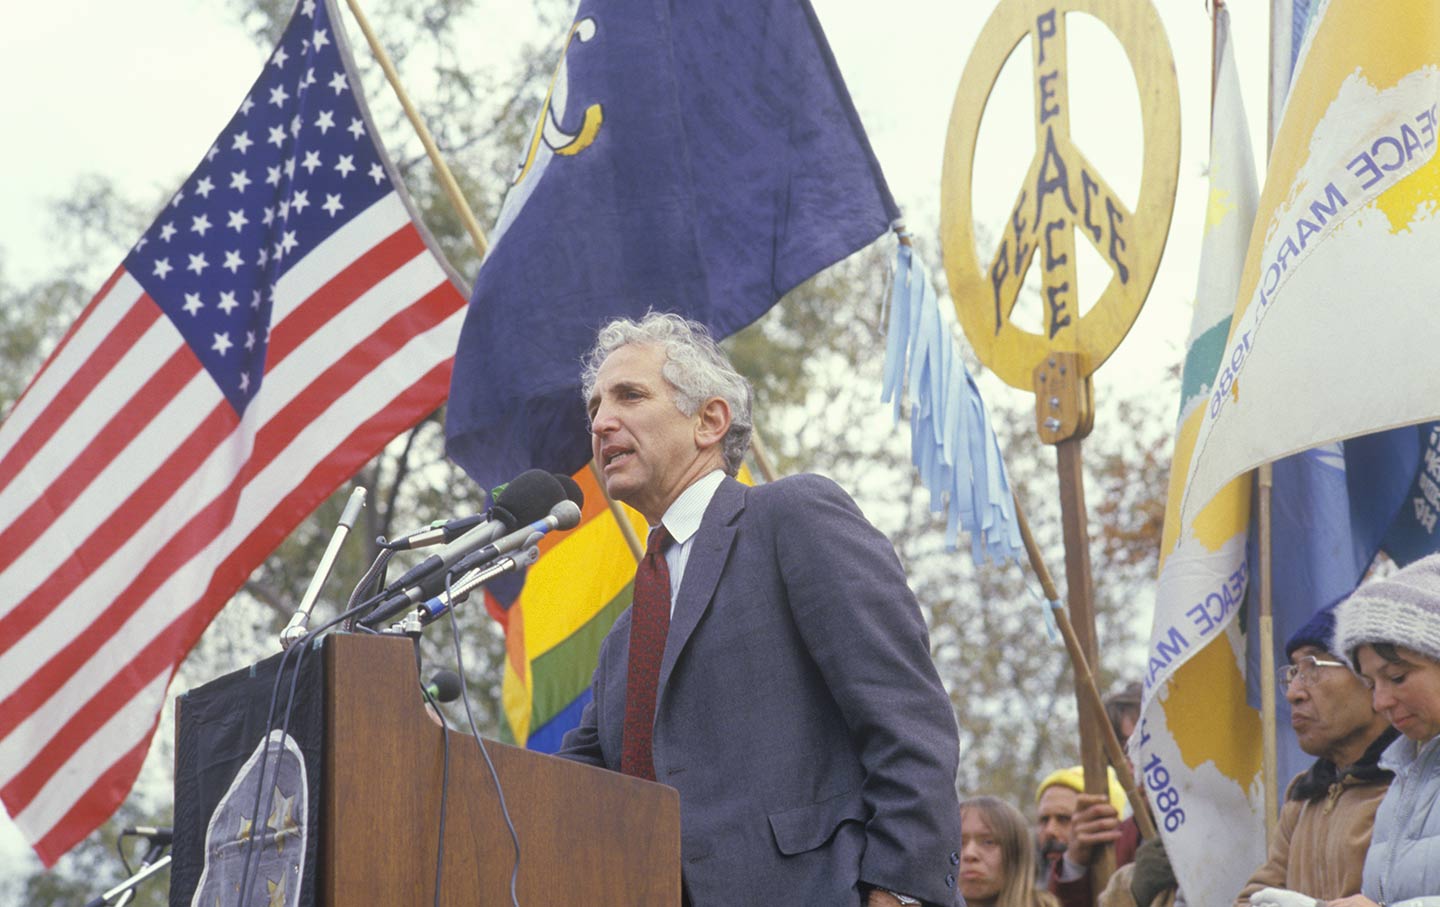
[489, 465, 750, 750]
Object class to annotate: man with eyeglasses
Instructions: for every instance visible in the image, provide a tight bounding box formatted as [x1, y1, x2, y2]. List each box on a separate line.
[1235, 603, 1399, 906]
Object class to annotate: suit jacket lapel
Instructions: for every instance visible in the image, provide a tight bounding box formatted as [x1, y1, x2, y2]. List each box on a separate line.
[657, 476, 744, 694]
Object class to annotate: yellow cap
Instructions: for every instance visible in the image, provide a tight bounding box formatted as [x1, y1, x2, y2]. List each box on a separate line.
[1036, 765, 1127, 815]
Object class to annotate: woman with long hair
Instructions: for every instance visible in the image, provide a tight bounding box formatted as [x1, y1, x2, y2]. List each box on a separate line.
[959, 796, 1059, 907]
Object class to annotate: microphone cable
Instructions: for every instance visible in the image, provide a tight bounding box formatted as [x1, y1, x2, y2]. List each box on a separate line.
[238, 581, 398, 907]
[234, 631, 310, 904]
[116, 830, 135, 878]
[234, 593, 370, 903]
[443, 567, 521, 907]
[232, 503, 401, 899]
[420, 674, 451, 907]
[341, 545, 398, 631]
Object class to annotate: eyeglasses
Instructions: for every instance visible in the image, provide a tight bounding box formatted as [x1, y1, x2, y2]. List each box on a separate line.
[1277, 655, 1349, 688]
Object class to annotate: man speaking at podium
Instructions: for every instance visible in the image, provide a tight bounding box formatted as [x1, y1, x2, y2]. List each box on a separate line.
[558, 313, 963, 906]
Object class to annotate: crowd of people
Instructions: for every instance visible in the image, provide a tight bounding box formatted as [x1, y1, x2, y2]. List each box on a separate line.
[971, 555, 1440, 907]
[559, 311, 1440, 906]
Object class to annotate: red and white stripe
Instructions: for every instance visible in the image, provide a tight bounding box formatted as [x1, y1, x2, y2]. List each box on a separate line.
[0, 191, 467, 864]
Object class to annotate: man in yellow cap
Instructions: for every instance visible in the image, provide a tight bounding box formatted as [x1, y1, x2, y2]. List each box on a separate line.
[1034, 765, 1129, 903]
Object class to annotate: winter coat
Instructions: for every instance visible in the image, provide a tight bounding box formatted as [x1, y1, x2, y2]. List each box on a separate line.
[1234, 728, 1397, 904]
[1362, 733, 1440, 906]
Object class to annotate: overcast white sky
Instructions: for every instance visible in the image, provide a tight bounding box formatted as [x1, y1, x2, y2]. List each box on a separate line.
[0, 0, 1274, 880]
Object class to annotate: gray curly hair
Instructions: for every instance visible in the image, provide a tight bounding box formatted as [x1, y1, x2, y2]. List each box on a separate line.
[581, 312, 753, 476]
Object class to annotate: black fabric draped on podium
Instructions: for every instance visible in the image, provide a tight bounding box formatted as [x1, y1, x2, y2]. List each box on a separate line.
[170, 646, 325, 907]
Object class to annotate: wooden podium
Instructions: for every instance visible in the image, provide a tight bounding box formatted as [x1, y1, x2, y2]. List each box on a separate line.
[322, 633, 680, 905]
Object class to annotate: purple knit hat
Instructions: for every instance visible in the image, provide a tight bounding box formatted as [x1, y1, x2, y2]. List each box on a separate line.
[1284, 600, 1341, 659]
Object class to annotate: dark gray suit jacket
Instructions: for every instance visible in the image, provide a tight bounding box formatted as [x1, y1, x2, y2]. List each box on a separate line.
[558, 474, 962, 905]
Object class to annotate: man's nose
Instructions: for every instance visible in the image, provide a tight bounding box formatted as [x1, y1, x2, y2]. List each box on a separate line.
[1284, 679, 1306, 705]
[591, 403, 617, 434]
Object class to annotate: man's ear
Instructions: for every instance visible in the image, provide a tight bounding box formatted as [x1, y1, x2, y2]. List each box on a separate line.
[694, 397, 731, 449]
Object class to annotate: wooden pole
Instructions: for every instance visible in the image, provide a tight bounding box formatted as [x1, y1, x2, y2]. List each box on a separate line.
[1258, 464, 1279, 843]
[1014, 498, 1158, 841]
[1033, 352, 1113, 893]
[1055, 439, 1115, 891]
[341, 0, 490, 261]
[1259, 0, 1284, 846]
[589, 460, 645, 563]
[749, 429, 779, 484]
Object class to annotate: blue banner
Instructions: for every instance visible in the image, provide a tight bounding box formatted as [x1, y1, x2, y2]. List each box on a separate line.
[445, 0, 898, 488]
[1246, 423, 1440, 799]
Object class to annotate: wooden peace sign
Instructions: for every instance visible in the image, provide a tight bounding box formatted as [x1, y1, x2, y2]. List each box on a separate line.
[941, 0, 1180, 389]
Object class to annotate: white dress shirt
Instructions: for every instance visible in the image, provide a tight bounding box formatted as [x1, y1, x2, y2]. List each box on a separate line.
[654, 469, 725, 616]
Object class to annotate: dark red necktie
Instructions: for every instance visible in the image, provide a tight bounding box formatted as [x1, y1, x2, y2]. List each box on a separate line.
[621, 526, 672, 780]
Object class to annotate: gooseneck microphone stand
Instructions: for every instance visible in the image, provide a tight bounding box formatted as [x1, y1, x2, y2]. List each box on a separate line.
[84, 828, 172, 907]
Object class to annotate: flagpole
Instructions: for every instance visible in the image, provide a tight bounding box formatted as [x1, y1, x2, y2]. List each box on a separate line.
[1268, 0, 1290, 147]
[749, 430, 779, 484]
[589, 460, 646, 562]
[1211, 0, 1220, 111]
[1256, 0, 1282, 847]
[1258, 470, 1279, 840]
[341, 0, 491, 261]
[1013, 494, 1157, 842]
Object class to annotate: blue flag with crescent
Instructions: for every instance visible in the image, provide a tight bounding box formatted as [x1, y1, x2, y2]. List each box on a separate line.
[445, 0, 898, 488]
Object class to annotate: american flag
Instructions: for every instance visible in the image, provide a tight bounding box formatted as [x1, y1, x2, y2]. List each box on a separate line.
[0, 0, 468, 864]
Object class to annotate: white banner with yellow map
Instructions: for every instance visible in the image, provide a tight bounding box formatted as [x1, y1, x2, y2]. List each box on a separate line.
[1135, 7, 1262, 903]
[1140, 1, 1440, 902]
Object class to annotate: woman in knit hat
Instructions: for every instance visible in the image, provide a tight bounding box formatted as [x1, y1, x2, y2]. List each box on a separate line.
[1331, 552, 1440, 907]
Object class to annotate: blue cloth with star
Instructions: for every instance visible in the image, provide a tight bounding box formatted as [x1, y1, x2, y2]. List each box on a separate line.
[444, 0, 898, 489]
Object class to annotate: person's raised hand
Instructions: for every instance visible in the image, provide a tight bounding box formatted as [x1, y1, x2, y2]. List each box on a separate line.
[1064, 793, 1120, 866]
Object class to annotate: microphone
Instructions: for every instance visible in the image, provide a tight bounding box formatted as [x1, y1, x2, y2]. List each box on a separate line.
[369, 500, 582, 630]
[379, 470, 565, 597]
[486, 471, 581, 514]
[449, 499, 582, 576]
[423, 670, 462, 703]
[122, 825, 174, 846]
[410, 546, 542, 627]
[358, 472, 567, 628]
[279, 486, 366, 649]
[381, 512, 486, 550]
[494, 470, 570, 526]
[553, 472, 585, 508]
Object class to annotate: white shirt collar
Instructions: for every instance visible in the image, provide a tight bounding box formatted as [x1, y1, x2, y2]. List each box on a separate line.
[658, 469, 725, 545]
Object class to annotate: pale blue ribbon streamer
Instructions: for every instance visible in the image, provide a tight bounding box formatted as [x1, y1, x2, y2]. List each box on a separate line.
[881, 241, 1022, 566]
